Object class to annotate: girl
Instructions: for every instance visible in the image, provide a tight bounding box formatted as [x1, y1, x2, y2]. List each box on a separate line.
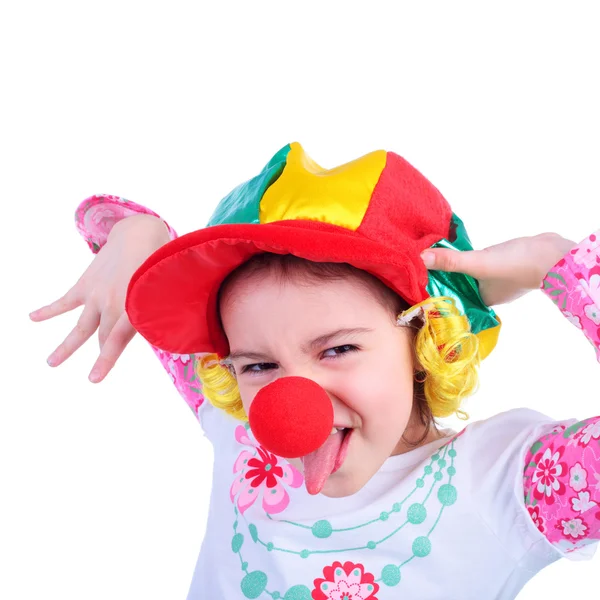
[31, 143, 600, 599]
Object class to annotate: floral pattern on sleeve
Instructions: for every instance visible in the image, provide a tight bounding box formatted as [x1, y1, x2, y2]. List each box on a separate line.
[523, 418, 600, 555]
[74, 193, 177, 253]
[149, 348, 206, 421]
[541, 229, 600, 362]
[525, 229, 600, 555]
[119, 332, 207, 423]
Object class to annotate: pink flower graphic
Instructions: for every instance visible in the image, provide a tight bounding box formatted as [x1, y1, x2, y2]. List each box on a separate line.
[579, 421, 600, 447]
[584, 303, 600, 325]
[571, 491, 597, 514]
[570, 234, 599, 268]
[532, 447, 567, 505]
[152, 348, 204, 414]
[587, 273, 600, 304]
[312, 561, 379, 600]
[569, 462, 588, 492]
[558, 517, 589, 539]
[230, 425, 303, 514]
[527, 505, 546, 534]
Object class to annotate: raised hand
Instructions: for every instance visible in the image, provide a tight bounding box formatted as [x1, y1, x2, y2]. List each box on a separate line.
[30, 214, 171, 382]
[420, 232, 577, 306]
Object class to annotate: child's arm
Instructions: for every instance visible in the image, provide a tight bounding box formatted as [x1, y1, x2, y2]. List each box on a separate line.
[522, 230, 600, 555]
[32, 194, 207, 421]
[73, 194, 207, 420]
[422, 226, 598, 361]
[425, 228, 600, 557]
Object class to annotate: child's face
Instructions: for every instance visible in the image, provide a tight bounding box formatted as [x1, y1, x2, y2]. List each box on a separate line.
[220, 271, 428, 498]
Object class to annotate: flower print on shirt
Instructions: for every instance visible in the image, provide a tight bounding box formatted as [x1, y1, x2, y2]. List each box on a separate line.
[169, 355, 202, 412]
[74, 194, 177, 253]
[230, 425, 303, 515]
[312, 561, 379, 600]
[547, 424, 567, 436]
[557, 517, 589, 539]
[579, 421, 600, 447]
[524, 416, 600, 554]
[584, 303, 600, 325]
[587, 273, 600, 302]
[570, 233, 599, 268]
[569, 462, 588, 492]
[571, 491, 598, 514]
[151, 348, 204, 416]
[578, 273, 600, 330]
[532, 446, 567, 505]
[170, 353, 191, 364]
[527, 505, 546, 534]
[563, 311, 583, 329]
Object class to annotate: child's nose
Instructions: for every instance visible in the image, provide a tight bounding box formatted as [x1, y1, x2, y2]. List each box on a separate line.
[248, 376, 334, 459]
[275, 365, 336, 401]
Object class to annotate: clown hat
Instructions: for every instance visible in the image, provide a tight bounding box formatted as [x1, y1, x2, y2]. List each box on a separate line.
[126, 142, 500, 358]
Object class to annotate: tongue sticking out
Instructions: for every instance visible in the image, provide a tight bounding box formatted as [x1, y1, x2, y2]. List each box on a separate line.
[302, 430, 344, 495]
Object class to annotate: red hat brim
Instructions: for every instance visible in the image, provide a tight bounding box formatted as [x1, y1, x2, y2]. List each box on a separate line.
[126, 218, 432, 356]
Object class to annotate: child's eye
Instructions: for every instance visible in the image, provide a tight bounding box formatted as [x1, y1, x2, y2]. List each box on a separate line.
[321, 344, 359, 359]
[241, 362, 278, 375]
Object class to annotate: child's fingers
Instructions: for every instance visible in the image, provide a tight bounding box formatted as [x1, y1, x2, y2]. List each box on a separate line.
[420, 248, 492, 279]
[98, 310, 121, 350]
[46, 304, 100, 367]
[30, 289, 83, 322]
[88, 314, 137, 383]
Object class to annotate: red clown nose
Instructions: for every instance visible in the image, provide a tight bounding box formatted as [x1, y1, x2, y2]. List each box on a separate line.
[248, 377, 334, 459]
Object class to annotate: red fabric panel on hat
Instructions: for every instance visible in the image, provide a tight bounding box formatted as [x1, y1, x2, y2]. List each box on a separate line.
[358, 153, 453, 299]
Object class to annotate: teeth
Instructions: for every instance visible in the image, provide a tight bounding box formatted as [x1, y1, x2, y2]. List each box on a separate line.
[329, 427, 345, 435]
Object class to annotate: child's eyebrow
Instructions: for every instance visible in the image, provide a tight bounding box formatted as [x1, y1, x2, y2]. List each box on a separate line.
[228, 350, 274, 362]
[302, 327, 373, 353]
[228, 328, 373, 362]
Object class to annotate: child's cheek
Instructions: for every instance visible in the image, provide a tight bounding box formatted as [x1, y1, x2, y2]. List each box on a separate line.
[237, 383, 256, 416]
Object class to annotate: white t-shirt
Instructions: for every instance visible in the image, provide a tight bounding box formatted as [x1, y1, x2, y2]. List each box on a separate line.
[185, 404, 596, 600]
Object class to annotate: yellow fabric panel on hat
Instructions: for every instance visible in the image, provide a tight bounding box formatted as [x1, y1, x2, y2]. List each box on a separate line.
[476, 318, 501, 360]
[259, 142, 387, 231]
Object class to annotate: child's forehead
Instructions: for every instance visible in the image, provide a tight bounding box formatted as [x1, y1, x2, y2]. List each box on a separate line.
[220, 273, 399, 344]
[218, 255, 405, 329]
[223, 265, 386, 305]
[224, 287, 385, 352]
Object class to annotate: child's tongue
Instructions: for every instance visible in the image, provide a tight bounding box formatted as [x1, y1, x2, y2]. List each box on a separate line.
[302, 430, 344, 495]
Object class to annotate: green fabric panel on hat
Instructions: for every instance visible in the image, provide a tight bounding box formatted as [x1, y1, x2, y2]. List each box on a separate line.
[426, 213, 499, 336]
[207, 144, 291, 226]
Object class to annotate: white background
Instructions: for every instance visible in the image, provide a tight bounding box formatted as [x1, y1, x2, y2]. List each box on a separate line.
[2, 2, 599, 598]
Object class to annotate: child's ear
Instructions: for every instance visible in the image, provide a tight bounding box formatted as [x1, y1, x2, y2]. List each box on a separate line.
[395, 309, 426, 373]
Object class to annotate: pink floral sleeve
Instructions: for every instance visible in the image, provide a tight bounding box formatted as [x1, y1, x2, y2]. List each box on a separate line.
[541, 230, 600, 362]
[523, 230, 600, 556]
[149, 349, 206, 421]
[75, 194, 206, 422]
[75, 194, 178, 252]
[523, 418, 600, 556]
